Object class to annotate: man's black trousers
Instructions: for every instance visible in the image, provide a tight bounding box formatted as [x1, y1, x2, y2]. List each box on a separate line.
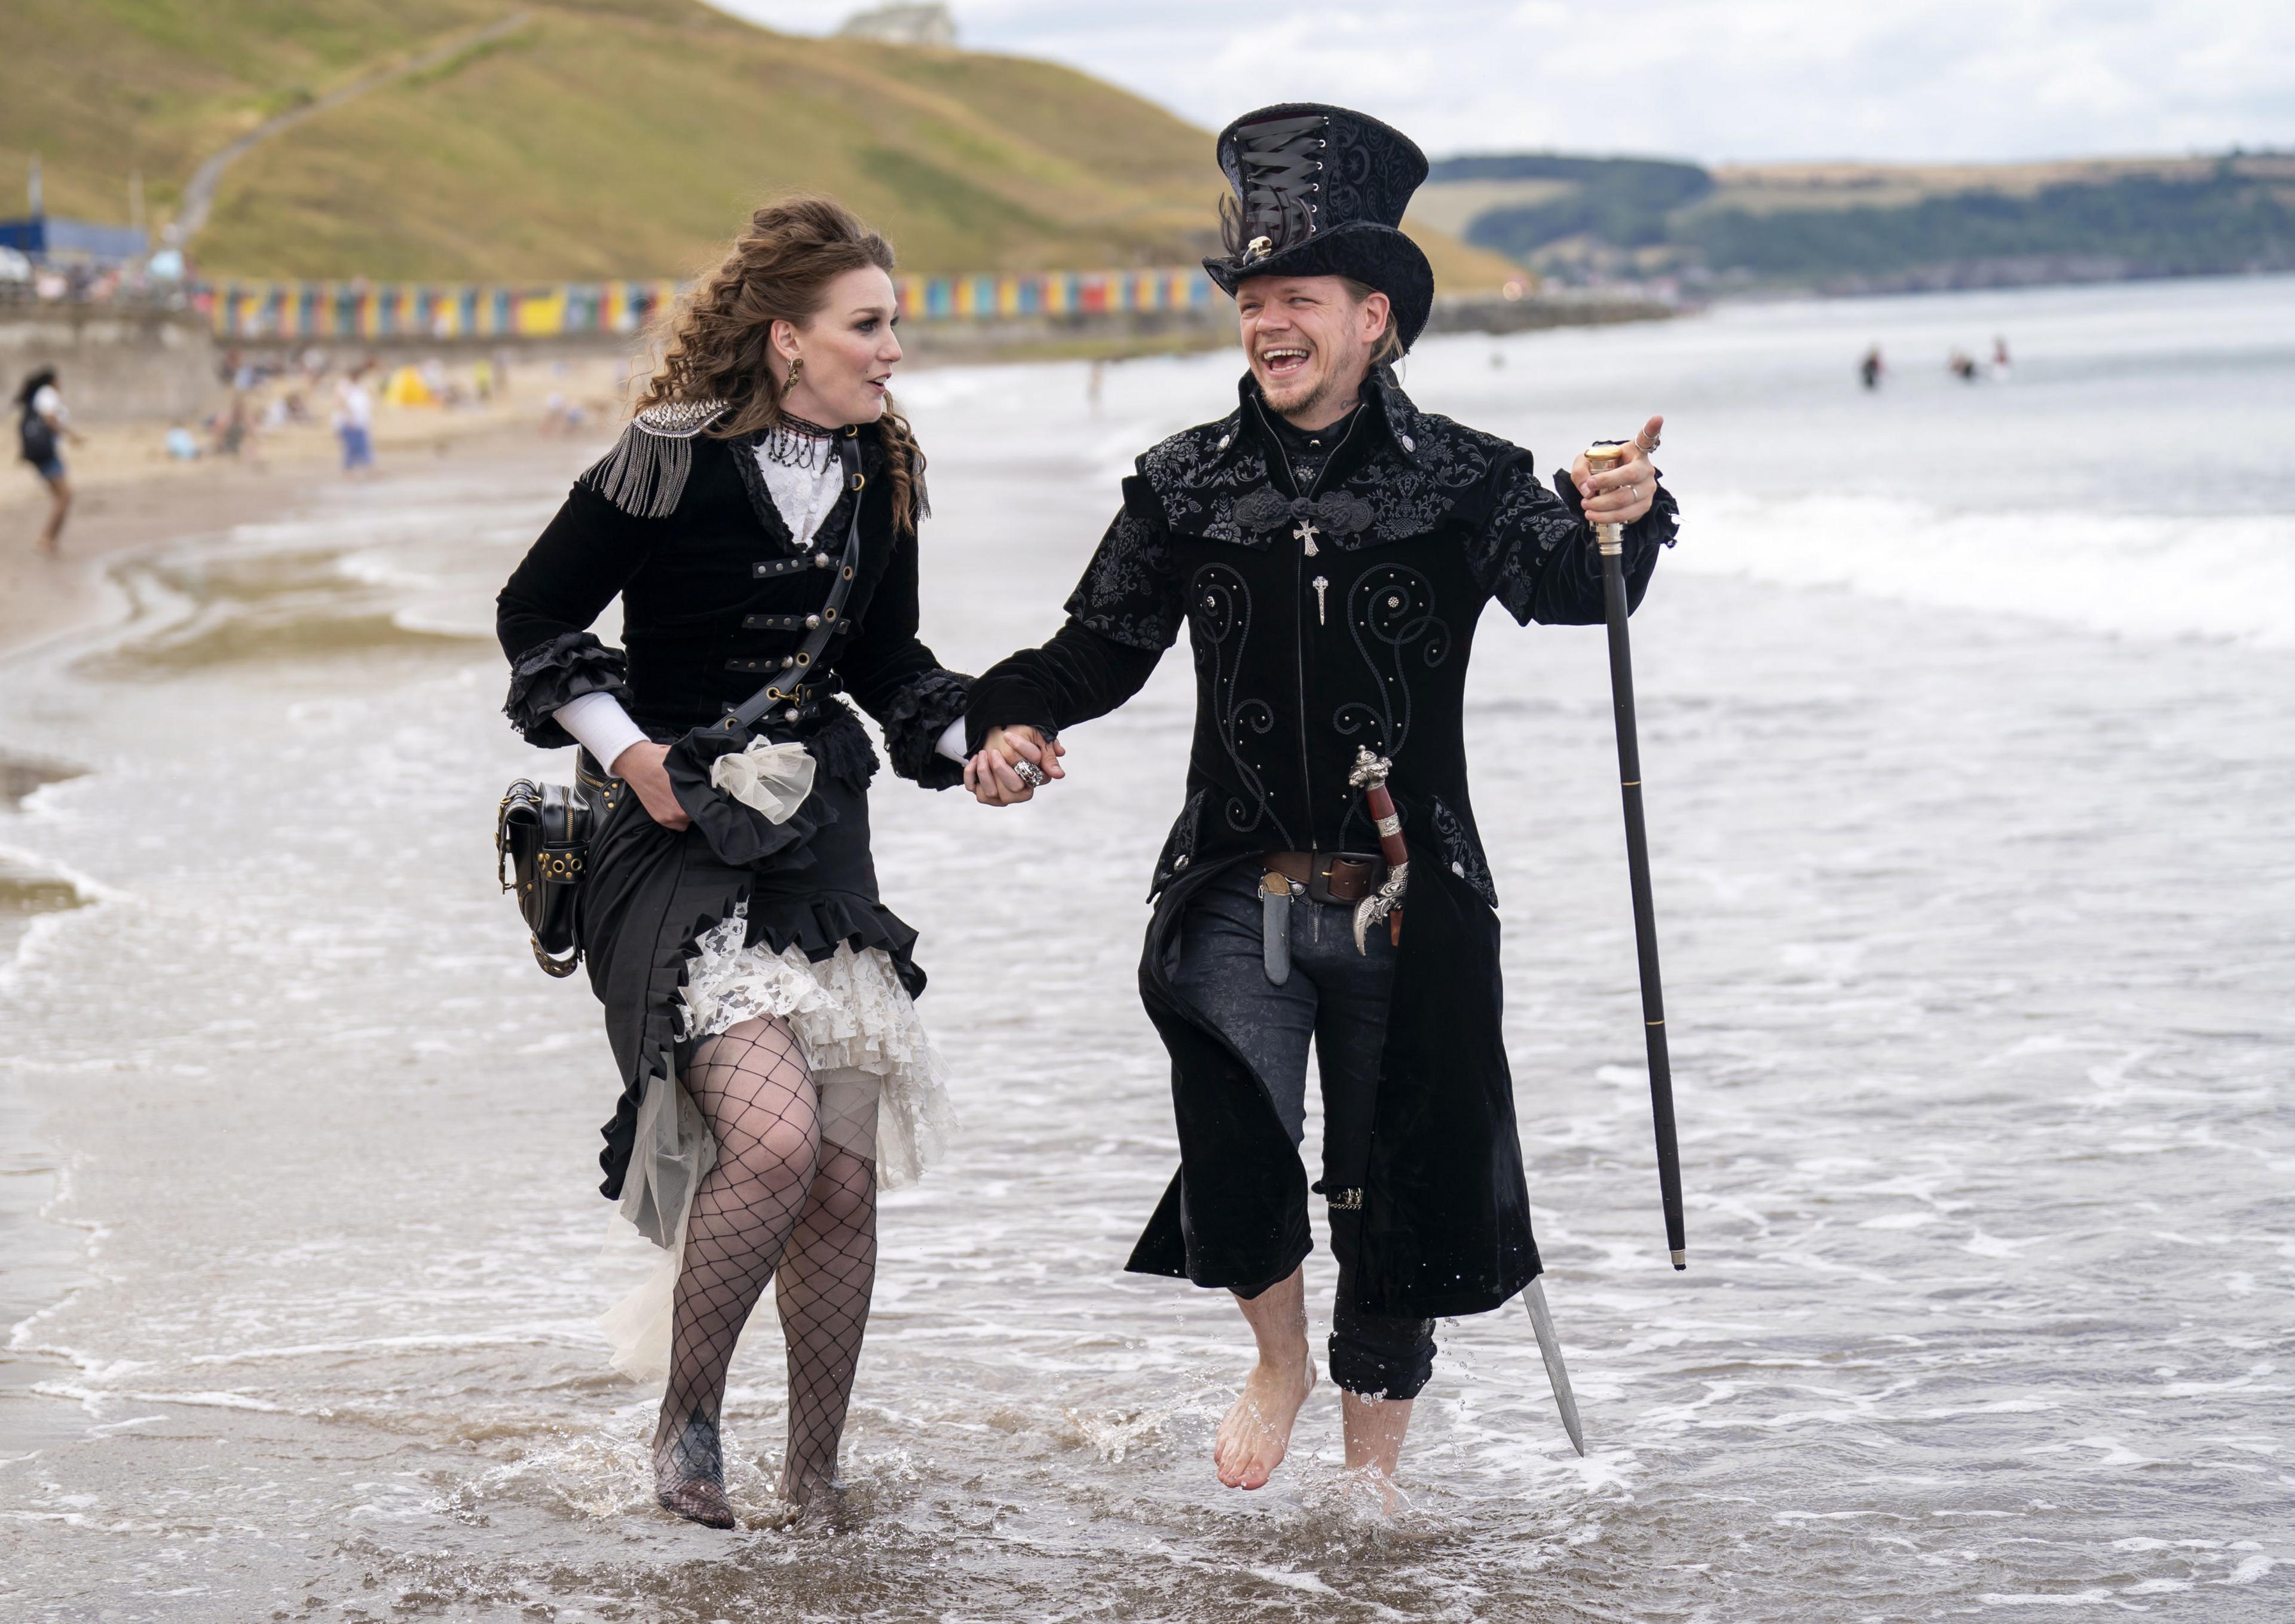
[1171, 864, 1437, 1401]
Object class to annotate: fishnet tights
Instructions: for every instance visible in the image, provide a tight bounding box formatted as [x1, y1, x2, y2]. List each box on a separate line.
[650, 1017, 877, 1522]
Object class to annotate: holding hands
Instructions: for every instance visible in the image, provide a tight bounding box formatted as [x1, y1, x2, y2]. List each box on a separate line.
[1570, 414, 1665, 525]
[965, 725, 1064, 807]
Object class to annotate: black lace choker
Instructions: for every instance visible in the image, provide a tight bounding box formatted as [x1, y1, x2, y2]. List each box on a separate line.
[763, 412, 839, 469]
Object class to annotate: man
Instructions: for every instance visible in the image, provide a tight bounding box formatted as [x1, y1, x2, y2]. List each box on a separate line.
[963, 103, 1676, 1497]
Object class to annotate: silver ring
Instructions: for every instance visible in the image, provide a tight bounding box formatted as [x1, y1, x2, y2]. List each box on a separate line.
[1012, 759, 1047, 789]
[1638, 433, 1660, 452]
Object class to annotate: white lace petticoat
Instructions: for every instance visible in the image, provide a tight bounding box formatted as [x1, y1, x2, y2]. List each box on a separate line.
[676, 908, 952, 1186]
[598, 904, 953, 1384]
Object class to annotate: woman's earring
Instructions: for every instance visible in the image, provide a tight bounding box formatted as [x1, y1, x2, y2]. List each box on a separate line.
[785, 356, 804, 389]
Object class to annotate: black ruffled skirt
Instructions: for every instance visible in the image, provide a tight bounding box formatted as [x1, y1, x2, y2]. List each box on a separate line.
[576, 707, 926, 1204]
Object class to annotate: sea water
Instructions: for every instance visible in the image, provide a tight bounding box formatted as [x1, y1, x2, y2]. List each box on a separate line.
[2, 274, 2290, 1620]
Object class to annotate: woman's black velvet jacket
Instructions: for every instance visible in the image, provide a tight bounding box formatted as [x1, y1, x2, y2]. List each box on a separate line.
[968, 368, 1676, 1319]
[495, 411, 969, 1204]
[498, 415, 967, 785]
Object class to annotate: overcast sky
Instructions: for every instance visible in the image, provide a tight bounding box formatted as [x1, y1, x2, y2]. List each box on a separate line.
[711, 1, 2295, 165]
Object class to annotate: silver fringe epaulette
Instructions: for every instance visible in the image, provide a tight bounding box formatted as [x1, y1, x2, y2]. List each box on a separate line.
[579, 398, 729, 518]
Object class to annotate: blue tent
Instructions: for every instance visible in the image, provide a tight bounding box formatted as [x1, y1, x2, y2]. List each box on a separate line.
[0, 215, 151, 264]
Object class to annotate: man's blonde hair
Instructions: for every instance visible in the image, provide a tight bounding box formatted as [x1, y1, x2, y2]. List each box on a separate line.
[1338, 277, 1405, 366]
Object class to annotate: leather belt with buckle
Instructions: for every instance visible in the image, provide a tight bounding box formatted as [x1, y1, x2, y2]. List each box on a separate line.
[1263, 849, 1386, 906]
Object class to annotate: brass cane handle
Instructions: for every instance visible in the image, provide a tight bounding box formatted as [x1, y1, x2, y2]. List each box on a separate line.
[1584, 442, 1629, 557]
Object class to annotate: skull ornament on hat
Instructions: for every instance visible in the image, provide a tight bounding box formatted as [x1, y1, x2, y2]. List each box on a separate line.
[1203, 103, 1437, 351]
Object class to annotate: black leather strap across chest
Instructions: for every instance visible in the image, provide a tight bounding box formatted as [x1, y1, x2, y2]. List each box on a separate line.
[724, 429, 868, 730]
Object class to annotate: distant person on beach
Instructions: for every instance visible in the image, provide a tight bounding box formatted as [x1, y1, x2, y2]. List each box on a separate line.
[1949, 349, 1981, 383]
[16, 367, 84, 556]
[214, 393, 254, 460]
[1859, 344, 1885, 390]
[495, 197, 967, 1528]
[1991, 335, 2013, 378]
[333, 365, 375, 474]
[962, 105, 1677, 1509]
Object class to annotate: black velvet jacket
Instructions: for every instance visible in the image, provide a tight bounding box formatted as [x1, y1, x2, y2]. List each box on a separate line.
[497, 412, 968, 788]
[968, 369, 1677, 1317]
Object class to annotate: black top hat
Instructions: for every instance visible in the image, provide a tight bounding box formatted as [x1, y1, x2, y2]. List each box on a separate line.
[1203, 103, 1436, 351]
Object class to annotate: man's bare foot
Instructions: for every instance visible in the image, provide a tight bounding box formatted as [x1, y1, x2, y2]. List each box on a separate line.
[1333, 1463, 1403, 1517]
[1213, 1357, 1315, 1489]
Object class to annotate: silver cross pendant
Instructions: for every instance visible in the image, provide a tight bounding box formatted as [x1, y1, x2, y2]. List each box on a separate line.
[1293, 519, 1320, 557]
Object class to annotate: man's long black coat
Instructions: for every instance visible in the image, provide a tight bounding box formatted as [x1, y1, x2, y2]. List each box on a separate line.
[969, 368, 1675, 1319]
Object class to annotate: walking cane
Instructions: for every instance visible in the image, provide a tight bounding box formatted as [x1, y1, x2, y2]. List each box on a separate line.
[1584, 442, 1687, 1272]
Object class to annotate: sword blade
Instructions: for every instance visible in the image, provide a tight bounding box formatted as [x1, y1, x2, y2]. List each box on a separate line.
[1522, 1277, 1586, 1456]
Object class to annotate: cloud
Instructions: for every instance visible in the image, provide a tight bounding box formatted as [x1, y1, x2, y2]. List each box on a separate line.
[715, 1, 2295, 162]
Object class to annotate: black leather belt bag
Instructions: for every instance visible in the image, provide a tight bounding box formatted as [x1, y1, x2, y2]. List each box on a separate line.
[495, 770, 601, 977]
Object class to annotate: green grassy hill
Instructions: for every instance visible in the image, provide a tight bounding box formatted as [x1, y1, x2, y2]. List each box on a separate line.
[1421, 151, 2295, 290]
[0, 0, 1517, 288]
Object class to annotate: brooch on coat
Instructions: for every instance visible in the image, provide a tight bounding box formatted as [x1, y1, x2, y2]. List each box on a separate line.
[1232, 487, 1375, 547]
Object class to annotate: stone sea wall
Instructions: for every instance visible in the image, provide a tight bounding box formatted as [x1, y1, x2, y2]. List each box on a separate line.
[1, 306, 221, 426]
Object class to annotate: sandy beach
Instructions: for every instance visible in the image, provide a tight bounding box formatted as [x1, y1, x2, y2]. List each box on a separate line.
[1, 351, 639, 658]
[4, 461, 356, 660]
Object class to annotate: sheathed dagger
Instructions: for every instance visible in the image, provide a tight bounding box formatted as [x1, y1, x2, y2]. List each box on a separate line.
[1348, 748, 1410, 952]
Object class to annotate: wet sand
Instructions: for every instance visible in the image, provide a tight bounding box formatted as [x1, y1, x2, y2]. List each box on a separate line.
[4, 464, 342, 660]
[0, 415, 611, 1530]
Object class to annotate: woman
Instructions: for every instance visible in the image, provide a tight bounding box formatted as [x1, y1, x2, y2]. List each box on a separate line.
[16, 368, 82, 555]
[495, 197, 969, 1526]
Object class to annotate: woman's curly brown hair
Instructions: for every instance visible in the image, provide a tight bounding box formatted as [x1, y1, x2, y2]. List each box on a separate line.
[639, 195, 924, 533]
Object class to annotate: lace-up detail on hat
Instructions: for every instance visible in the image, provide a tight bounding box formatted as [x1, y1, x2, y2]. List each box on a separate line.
[1220, 112, 1328, 261]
